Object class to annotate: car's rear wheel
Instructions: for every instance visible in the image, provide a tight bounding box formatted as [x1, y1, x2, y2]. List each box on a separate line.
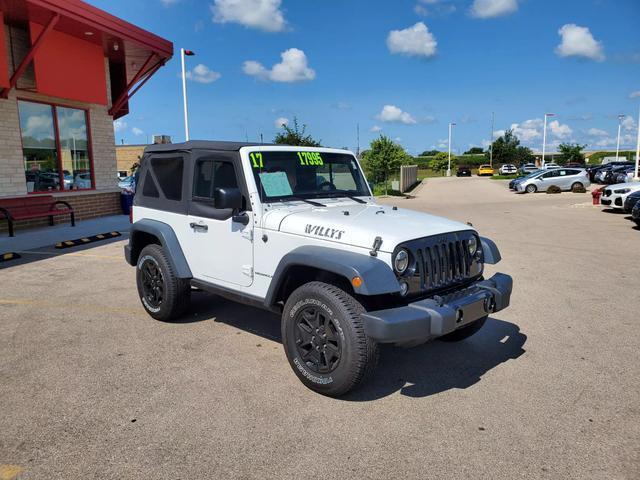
[281, 281, 378, 397]
[136, 244, 191, 321]
[525, 184, 537, 193]
[438, 315, 488, 342]
[571, 182, 584, 191]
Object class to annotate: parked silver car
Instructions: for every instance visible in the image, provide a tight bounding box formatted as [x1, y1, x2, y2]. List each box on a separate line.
[515, 168, 590, 193]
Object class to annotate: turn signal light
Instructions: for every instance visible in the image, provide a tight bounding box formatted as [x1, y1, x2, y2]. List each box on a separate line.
[351, 276, 363, 288]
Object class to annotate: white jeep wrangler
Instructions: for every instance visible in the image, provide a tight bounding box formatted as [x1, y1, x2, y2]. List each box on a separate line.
[125, 141, 513, 396]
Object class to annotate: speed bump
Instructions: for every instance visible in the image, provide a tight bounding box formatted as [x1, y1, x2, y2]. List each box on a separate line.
[0, 252, 21, 262]
[55, 231, 121, 249]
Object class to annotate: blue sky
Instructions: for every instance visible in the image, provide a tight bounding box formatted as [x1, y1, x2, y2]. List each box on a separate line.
[97, 0, 640, 155]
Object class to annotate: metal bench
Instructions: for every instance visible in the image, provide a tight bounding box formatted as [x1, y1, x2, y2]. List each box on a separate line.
[0, 195, 75, 237]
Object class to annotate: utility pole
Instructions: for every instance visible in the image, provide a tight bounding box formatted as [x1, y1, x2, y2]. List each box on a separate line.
[447, 122, 456, 177]
[615, 114, 625, 161]
[634, 106, 639, 181]
[489, 112, 494, 167]
[181, 48, 195, 141]
[356, 123, 360, 157]
[541, 113, 555, 168]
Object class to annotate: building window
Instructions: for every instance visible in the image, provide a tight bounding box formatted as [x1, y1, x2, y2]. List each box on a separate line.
[18, 100, 93, 192]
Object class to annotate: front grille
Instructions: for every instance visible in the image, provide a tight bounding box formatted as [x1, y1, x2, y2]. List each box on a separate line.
[398, 232, 480, 294]
[417, 240, 471, 289]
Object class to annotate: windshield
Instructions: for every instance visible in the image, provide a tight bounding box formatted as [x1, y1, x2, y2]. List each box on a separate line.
[249, 150, 370, 202]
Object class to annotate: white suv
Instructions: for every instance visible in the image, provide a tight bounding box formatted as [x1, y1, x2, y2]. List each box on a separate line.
[125, 141, 513, 396]
[601, 182, 640, 209]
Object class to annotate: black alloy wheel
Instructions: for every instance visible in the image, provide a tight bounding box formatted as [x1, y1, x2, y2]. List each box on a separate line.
[294, 305, 342, 374]
[140, 257, 164, 309]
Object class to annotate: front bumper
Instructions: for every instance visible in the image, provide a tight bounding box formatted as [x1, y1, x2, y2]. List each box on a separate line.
[362, 273, 513, 344]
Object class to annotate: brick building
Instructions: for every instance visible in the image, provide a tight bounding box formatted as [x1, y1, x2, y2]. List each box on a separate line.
[1, 0, 172, 230]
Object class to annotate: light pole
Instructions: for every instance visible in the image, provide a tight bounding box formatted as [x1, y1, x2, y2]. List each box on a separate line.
[541, 113, 554, 168]
[634, 107, 640, 181]
[180, 48, 195, 141]
[615, 114, 625, 161]
[447, 122, 456, 177]
[489, 112, 494, 167]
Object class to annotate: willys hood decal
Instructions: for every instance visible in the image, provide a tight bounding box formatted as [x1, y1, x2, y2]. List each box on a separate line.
[262, 202, 473, 253]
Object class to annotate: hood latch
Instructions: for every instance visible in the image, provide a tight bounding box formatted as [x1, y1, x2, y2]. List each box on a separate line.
[370, 236, 383, 257]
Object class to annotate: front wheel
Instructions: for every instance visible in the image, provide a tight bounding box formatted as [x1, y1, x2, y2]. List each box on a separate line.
[281, 282, 379, 397]
[525, 184, 537, 193]
[438, 316, 488, 342]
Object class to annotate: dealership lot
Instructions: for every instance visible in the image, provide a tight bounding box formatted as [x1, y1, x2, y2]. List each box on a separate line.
[1, 177, 638, 479]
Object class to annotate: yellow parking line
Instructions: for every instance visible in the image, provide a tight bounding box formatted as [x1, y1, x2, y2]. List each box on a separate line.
[0, 298, 145, 316]
[0, 465, 24, 480]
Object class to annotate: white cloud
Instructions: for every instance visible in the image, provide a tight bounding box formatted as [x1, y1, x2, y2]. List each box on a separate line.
[243, 48, 315, 82]
[376, 105, 417, 125]
[274, 117, 289, 128]
[629, 91, 640, 99]
[555, 24, 605, 62]
[594, 137, 615, 147]
[510, 118, 542, 143]
[414, 0, 456, 17]
[211, 0, 286, 32]
[587, 128, 608, 137]
[370, 125, 383, 133]
[549, 120, 573, 139]
[132, 127, 144, 136]
[387, 22, 437, 58]
[186, 64, 222, 84]
[621, 115, 637, 132]
[160, 0, 180, 6]
[113, 120, 127, 133]
[470, 0, 518, 19]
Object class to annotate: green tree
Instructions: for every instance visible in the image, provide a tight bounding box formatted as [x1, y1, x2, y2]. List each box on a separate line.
[361, 135, 409, 194]
[419, 149, 440, 157]
[513, 146, 535, 165]
[487, 129, 520, 164]
[464, 147, 484, 155]
[429, 151, 457, 174]
[557, 143, 586, 164]
[273, 117, 321, 147]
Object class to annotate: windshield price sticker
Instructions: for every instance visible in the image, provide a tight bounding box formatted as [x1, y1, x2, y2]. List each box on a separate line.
[250, 152, 264, 168]
[298, 152, 323, 166]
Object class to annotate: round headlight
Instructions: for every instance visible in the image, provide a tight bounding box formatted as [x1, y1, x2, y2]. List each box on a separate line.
[399, 281, 409, 297]
[468, 236, 478, 256]
[394, 249, 409, 275]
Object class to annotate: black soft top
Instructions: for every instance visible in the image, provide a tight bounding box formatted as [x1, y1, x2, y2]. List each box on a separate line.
[144, 140, 273, 153]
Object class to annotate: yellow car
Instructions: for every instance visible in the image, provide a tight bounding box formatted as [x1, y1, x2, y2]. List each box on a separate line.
[477, 165, 495, 176]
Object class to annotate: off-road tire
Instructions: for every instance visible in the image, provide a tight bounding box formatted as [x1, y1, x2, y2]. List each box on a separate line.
[438, 315, 488, 342]
[136, 244, 191, 321]
[281, 281, 379, 396]
[525, 184, 537, 194]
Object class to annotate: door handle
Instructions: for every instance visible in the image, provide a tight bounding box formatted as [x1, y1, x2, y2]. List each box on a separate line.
[190, 222, 208, 232]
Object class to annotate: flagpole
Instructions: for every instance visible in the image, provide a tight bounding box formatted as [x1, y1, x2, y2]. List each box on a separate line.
[181, 48, 191, 141]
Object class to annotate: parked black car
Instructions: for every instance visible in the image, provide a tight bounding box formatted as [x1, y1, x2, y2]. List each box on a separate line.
[456, 166, 472, 177]
[587, 162, 632, 182]
[624, 190, 640, 213]
[603, 166, 632, 184]
[632, 199, 640, 226]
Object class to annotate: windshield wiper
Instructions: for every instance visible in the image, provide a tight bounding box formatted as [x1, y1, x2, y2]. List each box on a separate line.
[323, 192, 367, 204]
[288, 196, 326, 207]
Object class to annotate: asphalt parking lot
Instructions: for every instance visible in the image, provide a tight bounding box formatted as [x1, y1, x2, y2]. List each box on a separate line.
[1, 176, 638, 479]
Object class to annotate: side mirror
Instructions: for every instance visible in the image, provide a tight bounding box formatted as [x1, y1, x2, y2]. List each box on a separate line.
[214, 187, 243, 211]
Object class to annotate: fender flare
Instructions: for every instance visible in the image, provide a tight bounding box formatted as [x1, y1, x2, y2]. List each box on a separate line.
[264, 245, 400, 306]
[480, 236, 501, 264]
[126, 219, 192, 278]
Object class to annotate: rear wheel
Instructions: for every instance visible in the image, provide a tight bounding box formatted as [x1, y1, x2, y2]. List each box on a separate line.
[282, 281, 378, 397]
[439, 316, 488, 342]
[136, 244, 191, 321]
[525, 184, 537, 193]
[571, 182, 584, 191]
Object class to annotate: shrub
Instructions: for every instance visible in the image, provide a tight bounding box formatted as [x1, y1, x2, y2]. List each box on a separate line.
[572, 185, 587, 193]
[546, 185, 562, 194]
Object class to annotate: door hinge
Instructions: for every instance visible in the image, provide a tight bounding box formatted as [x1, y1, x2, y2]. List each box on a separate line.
[242, 265, 254, 277]
[241, 229, 253, 241]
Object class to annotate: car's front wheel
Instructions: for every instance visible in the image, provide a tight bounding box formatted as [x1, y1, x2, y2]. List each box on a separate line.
[281, 281, 379, 396]
[525, 184, 537, 193]
[136, 244, 191, 321]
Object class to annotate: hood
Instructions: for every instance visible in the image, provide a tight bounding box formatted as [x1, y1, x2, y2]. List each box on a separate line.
[609, 181, 640, 191]
[262, 200, 474, 253]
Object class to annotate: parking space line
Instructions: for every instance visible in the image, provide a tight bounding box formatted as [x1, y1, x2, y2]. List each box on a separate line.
[0, 465, 23, 480]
